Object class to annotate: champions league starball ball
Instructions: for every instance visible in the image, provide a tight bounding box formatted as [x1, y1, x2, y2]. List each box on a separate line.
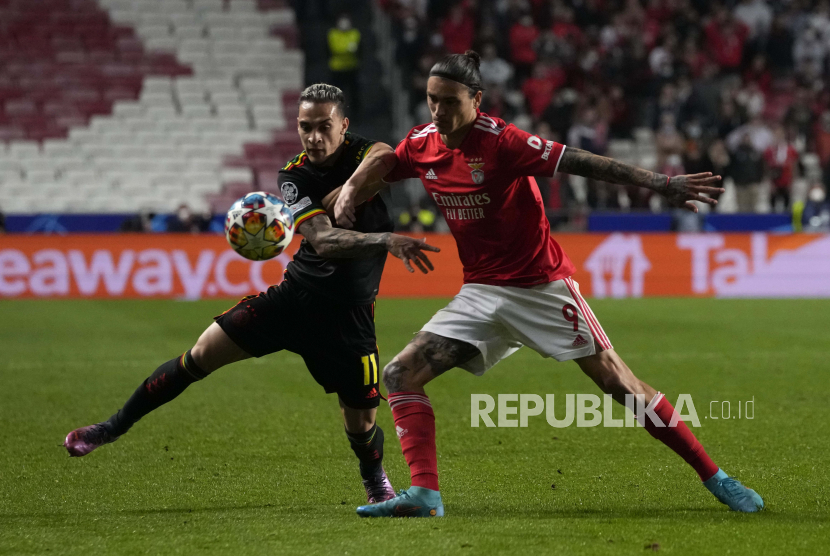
[225, 192, 295, 261]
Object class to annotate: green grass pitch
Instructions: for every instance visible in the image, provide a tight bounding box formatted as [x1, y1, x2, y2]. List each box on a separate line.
[1, 298, 828, 555]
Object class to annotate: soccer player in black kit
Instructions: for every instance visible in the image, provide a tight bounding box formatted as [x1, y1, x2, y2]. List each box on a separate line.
[64, 84, 438, 504]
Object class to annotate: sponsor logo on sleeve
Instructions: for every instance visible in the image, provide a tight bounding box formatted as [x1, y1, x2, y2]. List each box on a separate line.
[280, 182, 298, 204]
[289, 196, 312, 214]
[541, 140, 554, 161]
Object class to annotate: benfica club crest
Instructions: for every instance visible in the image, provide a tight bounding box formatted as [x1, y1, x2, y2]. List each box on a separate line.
[468, 157, 485, 184]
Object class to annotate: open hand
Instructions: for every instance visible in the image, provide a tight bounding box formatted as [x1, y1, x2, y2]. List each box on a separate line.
[661, 173, 725, 213]
[386, 235, 440, 273]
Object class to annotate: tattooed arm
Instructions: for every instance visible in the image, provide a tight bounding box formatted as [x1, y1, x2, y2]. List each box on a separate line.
[297, 214, 440, 273]
[557, 146, 725, 212]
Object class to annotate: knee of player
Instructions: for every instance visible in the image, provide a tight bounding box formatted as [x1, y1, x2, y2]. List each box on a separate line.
[187, 345, 216, 375]
[382, 359, 414, 392]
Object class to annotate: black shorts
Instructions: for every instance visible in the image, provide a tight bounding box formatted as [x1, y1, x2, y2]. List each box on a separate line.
[214, 280, 381, 409]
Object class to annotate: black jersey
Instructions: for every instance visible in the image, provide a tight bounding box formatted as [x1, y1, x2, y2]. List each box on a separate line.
[279, 132, 393, 305]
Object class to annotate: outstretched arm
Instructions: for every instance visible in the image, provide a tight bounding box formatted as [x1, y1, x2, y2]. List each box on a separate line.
[557, 146, 725, 212]
[335, 143, 398, 228]
[298, 214, 439, 273]
[320, 179, 387, 215]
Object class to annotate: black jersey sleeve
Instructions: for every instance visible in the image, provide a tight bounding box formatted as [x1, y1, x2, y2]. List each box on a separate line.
[278, 170, 326, 230]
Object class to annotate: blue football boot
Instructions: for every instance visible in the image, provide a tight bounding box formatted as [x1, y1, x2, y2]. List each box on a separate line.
[356, 486, 444, 518]
[704, 469, 764, 512]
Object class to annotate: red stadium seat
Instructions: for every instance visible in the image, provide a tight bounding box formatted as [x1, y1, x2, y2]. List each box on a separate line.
[0, 0, 189, 143]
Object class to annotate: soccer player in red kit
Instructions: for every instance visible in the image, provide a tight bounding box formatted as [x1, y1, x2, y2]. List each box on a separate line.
[335, 51, 765, 517]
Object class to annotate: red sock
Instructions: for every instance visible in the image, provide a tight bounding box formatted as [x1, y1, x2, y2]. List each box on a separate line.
[388, 392, 439, 491]
[642, 393, 719, 481]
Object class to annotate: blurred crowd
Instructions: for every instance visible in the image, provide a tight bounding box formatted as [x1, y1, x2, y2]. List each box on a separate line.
[379, 0, 830, 229]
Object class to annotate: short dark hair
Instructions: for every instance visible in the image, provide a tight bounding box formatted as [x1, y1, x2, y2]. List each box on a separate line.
[298, 83, 346, 116]
[429, 50, 483, 97]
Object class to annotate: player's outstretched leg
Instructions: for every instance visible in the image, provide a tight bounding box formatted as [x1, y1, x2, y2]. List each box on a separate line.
[340, 398, 395, 503]
[575, 347, 764, 512]
[64, 323, 250, 457]
[356, 332, 478, 518]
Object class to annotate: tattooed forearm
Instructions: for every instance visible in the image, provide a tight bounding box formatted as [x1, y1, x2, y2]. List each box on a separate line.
[298, 214, 389, 258]
[558, 146, 667, 192]
[319, 228, 391, 258]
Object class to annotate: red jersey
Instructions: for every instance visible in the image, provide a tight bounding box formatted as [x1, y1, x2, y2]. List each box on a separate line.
[763, 143, 799, 189]
[384, 112, 575, 287]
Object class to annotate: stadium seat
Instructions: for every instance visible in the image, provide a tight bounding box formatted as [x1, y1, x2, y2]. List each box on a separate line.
[1, 0, 302, 214]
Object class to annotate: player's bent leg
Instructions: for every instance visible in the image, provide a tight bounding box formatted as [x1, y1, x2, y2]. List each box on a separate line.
[382, 331, 480, 394]
[340, 399, 395, 503]
[574, 347, 763, 512]
[64, 323, 251, 457]
[357, 332, 478, 518]
[190, 322, 251, 373]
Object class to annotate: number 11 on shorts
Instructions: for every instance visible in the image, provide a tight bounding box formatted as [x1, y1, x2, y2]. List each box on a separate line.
[362, 354, 378, 385]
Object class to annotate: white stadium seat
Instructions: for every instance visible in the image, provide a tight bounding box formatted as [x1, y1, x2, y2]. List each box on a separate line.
[1, 0, 303, 214]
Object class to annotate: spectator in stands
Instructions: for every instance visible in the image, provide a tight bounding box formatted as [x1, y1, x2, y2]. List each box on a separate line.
[764, 125, 799, 212]
[328, 14, 362, 114]
[508, 14, 539, 81]
[803, 182, 830, 230]
[522, 61, 566, 118]
[479, 85, 516, 121]
[785, 88, 816, 143]
[567, 105, 608, 155]
[649, 34, 677, 80]
[656, 113, 684, 169]
[726, 114, 773, 154]
[541, 88, 577, 139]
[707, 139, 732, 204]
[382, 0, 428, 21]
[120, 210, 156, 233]
[398, 202, 437, 232]
[734, 80, 765, 121]
[682, 36, 710, 79]
[167, 205, 202, 234]
[551, 5, 584, 45]
[793, 26, 826, 78]
[479, 43, 513, 89]
[766, 16, 794, 74]
[704, 6, 749, 72]
[688, 62, 724, 129]
[733, 0, 772, 42]
[729, 133, 765, 212]
[441, 3, 475, 54]
[743, 54, 772, 95]
[607, 85, 633, 139]
[717, 96, 744, 138]
[396, 16, 425, 81]
[813, 111, 830, 166]
[683, 139, 715, 181]
[653, 82, 683, 130]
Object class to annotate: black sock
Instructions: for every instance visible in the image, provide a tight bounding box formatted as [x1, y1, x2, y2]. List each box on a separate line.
[105, 350, 209, 436]
[346, 424, 385, 479]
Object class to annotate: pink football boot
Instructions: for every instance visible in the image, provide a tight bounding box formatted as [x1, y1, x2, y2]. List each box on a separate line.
[64, 423, 120, 457]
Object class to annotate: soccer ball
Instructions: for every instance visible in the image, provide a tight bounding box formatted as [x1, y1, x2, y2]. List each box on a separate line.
[225, 191, 295, 261]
